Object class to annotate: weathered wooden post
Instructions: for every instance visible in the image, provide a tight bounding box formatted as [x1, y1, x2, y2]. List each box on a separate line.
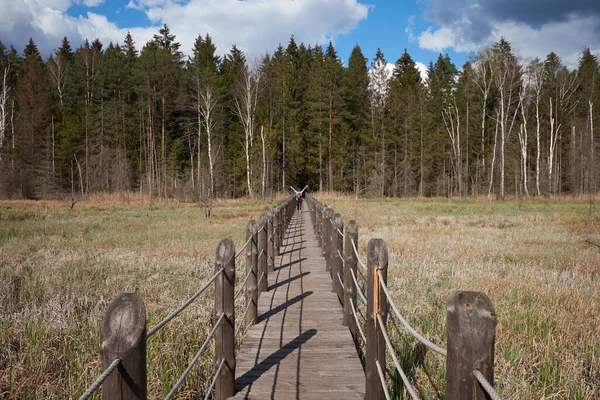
[214, 239, 235, 400]
[246, 221, 258, 326]
[343, 220, 358, 337]
[267, 210, 275, 275]
[366, 239, 388, 400]
[324, 207, 335, 273]
[273, 208, 280, 257]
[101, 293, 147, 400]
[446, 291, 496, 400]
[257, 215, 268, 293]
[316, 204, 322, 247]
[332, 213, 344, 299]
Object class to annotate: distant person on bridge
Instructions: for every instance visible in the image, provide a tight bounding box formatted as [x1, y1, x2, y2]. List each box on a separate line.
[290, 185, 308, 211]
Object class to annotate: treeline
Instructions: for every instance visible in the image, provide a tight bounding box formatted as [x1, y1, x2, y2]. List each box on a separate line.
[0, 25, 598, 200]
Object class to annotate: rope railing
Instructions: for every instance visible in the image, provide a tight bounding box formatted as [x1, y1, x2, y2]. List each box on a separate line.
[350, 268, 367, 304]
[234, 268, 253, 301]
[351, 238, 367, 271]
[78, 357, 121, 400]
[377, 314, 420, 400]
[235, 236, 253, 259]
[375, 360, 392, 400]
[474, 370, 502, 400]
[164, 312, 226, 400]
[306, 194, 500, 400]
[378, 270, 447, 357]
[203, 358, 227, 400]
[147, 267, 224, 339]
[350, 298, 367, 343]
[235, 301, 254, 338]
[80, 196, 298, 400]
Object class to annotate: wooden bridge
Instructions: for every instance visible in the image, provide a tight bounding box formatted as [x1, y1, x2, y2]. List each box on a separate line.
[84, 195, 499, 400]
[232, 204, 365, 399]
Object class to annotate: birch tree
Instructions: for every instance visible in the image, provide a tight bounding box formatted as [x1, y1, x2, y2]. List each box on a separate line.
[234, 64, 260, 198]
[0, 53, 10, 162]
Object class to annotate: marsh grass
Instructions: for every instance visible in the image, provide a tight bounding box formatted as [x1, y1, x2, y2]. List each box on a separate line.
[0, 197, 276, 399]
[319, 195, 600, 400]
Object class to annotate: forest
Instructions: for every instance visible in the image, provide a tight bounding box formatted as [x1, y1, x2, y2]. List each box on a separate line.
[0, 24, 598, 200]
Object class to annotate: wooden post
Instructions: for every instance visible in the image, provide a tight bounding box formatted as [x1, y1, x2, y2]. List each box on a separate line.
[332, 213, 344, 299]
[324, 207, 334, 273]
[343, 220, 358, 336]
[366, 239, 388, 400]
[273, 208, 280, 257]
[246, 221, 258, 326]
[214, 239, 235, 400]
[267, 211, 274, 275]
[316, 204, 322, 247]
[257, 216, 268, 293]
[101, 293, 147, 400]
[446, 291, 496, 400]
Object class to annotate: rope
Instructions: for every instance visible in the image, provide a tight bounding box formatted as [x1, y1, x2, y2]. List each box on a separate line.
[337, 249, 344, 265]
[337, 273, 345, 290]
[203, 358, 227, 400]
[234, 269, 253, 301]
[257, 272, 265, 288]
[474, 370, 502, 400]
[258, 249, 266, 258]
[235, 301, 254, 338]
[350, 268, 367, 304]
[79, 358, 121, 400]
[164, 313, 225, 400]
[235, 236, 253, 259]
[147, 268, 224, 338]
[350, 298, 367, 343]
[377, 314, 420, 400]
[351, 239, 367, 271]
[337, 228, 344, 237]
[377, 270, 447, 357]
[375, 360, 392, 400]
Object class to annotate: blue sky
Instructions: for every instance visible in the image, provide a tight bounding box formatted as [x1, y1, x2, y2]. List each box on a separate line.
[1, 0, 598, 71]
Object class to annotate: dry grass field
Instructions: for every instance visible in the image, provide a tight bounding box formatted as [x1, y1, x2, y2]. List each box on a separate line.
[1, 194, 599, 399]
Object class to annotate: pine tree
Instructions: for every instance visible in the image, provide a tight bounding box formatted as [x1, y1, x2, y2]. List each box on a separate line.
[16, 38, 52, 198]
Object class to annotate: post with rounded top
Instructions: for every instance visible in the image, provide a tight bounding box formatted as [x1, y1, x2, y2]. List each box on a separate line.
[343, 220, 358, 336]
[257, 216, 268, 294]
[324, 207, 335, 273]
[366, 239, 388, 400]
[446, 291, 496, 400]
[246, 221, 258, 326]
[332, 213, 344, 299]
[267, 211, 275, 275]
[101, 293, 147, 400]
[214, 239, 236, 400]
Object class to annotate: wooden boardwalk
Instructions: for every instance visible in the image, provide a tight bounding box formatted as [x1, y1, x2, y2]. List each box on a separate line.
[231, 204, 365, 399]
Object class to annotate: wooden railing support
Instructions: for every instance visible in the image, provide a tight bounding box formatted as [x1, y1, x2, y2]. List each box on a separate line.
[332, 213, 344, 299]
[366, 239, 388, 400]
[343, 220, 358, 336]
[267, 210, 275, 275]
[324, 207, 334, 272]
[214, 239, 235, 400]
[245, 220, 258, 326]
[446, 291, 496, 400]
[257, 215, 268, 293]
[101, 293, 147, 400]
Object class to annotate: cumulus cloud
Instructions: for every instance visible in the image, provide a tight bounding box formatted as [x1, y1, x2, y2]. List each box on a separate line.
[0, 0, 370, 59]
[417, 0, 600, 68]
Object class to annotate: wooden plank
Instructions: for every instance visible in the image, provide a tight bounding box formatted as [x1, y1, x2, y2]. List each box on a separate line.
[230, 204, 365, 400]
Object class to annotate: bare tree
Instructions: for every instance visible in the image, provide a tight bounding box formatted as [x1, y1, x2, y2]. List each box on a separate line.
[442, 99, 462, 195]
[474, 48, 494, 194]
[0, 60, 10, 162]
[47, 53, 68, 108]
[233, 64, 260, 198]
[524, 59, 544, 196]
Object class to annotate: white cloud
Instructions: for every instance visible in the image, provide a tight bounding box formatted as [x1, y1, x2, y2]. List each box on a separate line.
[417, 10, 600, 69]
[79, 0, 105, 7]
[1, 0, 370, 60]
[415, 61, 428, 82]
